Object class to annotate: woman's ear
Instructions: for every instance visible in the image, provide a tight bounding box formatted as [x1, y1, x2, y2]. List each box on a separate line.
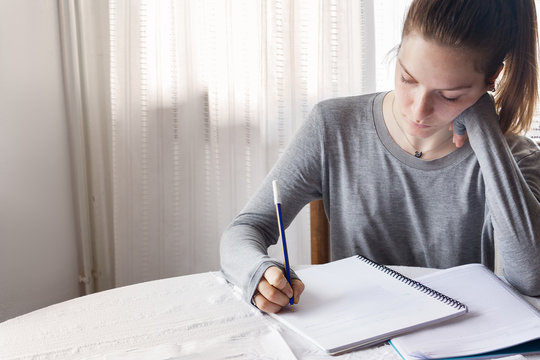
[487, 64, 504, 88]
[487, 64, 504, 92]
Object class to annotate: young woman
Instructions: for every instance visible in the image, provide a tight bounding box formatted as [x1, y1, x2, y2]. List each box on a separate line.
[220, 0, 540, 313]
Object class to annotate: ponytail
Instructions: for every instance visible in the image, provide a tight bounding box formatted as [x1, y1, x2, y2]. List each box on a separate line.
[495, 0, 538, 134]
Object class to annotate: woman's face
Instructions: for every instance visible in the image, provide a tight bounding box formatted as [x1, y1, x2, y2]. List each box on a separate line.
[394, 33, 489, 139]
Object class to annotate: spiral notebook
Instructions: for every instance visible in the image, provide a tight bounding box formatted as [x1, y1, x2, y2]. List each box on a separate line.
[270, 255, 468, 355]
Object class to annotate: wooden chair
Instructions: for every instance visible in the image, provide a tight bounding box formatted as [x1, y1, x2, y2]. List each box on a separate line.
[310, 200, 330, 264]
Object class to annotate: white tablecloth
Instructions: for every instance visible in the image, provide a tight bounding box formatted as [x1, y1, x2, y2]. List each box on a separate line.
[0, 266, 538, 359]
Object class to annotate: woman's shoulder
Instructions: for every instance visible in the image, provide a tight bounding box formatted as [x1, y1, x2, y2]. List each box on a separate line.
[310, 92, 385, 131]
[314, 92, 383, 113]
[505, 133, 540, 163]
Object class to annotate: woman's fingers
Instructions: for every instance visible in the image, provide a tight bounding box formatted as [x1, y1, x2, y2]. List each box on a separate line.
[253, 266, 305, 313]
[453, 132, 468, 148]
[263, 266, 293, 298]
[291, 278, 305, 304]
[450, 123, 468, 148]
[252, 288, 282, 313]
[257, 275, 291, 305]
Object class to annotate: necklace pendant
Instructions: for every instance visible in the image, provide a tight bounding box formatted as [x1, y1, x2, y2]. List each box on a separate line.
[414, 151, 423, 158]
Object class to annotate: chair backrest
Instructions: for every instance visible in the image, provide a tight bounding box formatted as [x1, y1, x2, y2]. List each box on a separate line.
[310, 200, 330, 264]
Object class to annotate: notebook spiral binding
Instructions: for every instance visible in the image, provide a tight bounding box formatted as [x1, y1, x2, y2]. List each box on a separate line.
[356, 255, 467, 311]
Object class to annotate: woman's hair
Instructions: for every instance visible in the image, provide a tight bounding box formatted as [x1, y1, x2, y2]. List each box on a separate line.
[402, 0, 538, 134]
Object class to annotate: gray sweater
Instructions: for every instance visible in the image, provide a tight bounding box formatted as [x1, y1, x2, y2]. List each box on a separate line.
[220, 92, 540, 303]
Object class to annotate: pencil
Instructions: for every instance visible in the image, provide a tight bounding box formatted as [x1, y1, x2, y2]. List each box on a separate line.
[272, 180, 294, 306]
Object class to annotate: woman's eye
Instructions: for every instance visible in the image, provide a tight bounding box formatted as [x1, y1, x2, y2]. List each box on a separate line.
[441, 94, 459, 102]
[400, 75, 414, 84]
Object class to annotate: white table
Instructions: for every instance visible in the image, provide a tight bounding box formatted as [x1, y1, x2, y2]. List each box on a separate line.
[0, 266, 538, 360]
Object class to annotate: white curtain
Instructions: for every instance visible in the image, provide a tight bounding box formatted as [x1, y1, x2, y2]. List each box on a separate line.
[62, 0, 539, 293]
[103, 0, 410, 289]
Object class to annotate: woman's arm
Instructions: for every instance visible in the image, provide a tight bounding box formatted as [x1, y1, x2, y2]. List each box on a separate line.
[220, 104, 326, 304]
[454, 94, 540, 296]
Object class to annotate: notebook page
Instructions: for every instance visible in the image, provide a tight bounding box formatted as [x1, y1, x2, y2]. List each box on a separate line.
[270, 256, 465, 354]
[390, 264, 540, 359]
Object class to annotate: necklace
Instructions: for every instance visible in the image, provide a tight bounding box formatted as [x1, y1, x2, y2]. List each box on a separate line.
[390, 95, 453, 158]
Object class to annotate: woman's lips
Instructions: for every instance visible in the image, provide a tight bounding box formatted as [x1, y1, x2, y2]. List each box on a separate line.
[405, 116, 430, 129]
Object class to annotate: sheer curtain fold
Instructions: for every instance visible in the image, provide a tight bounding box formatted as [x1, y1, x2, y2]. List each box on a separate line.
[71, 0, 411, 290]
[58, 0, 114, 293]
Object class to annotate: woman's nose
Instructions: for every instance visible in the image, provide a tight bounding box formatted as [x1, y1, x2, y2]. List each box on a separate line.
[412, 92, 433, 121]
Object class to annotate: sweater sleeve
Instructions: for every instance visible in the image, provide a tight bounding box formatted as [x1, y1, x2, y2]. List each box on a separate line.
[219, 103, 326, 303]
[455, 94, 540, 296]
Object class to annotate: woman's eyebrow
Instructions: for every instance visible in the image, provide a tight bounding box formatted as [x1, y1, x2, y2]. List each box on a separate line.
[398, 58, 415, 80]
[397, 58, 472, 91]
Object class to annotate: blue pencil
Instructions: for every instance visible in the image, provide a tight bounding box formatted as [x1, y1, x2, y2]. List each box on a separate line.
[272, 180, 294, 306]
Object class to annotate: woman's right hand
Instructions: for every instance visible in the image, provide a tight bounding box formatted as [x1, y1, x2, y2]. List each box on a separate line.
[252, 266, 305, 313]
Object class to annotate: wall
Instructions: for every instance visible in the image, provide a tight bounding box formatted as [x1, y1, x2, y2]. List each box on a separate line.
[0, 0, 80, 322]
